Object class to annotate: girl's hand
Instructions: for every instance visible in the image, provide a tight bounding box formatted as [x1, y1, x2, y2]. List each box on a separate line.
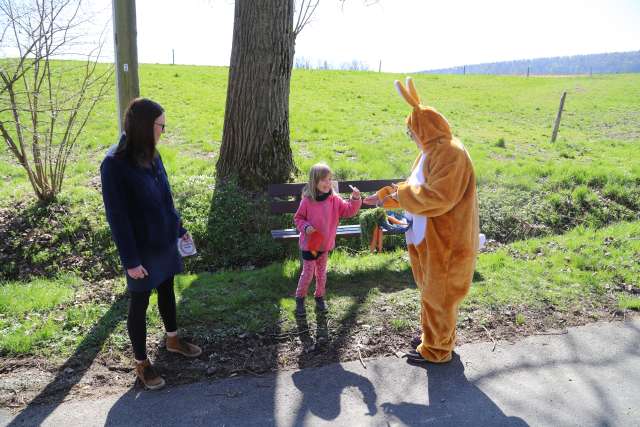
[181, 232, 191, 241]
[363, 194, 380, 206]
[305, 225, 316, 235]
[349, 185, 361, 200]
[127, 265, 148, 279]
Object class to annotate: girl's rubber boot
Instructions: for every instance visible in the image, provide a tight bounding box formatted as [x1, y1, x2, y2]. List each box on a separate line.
[315, 296, 328, 313]
[295, 297, 306, 317]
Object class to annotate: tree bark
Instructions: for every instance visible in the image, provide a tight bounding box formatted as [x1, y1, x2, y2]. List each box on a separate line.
[216, 0, 297, 191]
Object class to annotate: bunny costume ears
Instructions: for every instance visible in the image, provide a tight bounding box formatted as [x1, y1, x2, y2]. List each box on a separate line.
[395, 77, 452, 148]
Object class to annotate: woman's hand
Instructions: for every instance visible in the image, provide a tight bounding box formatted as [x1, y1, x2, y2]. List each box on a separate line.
[180, 232, 191, 241]
[127, 265, 148, 279]
[305, 225, 316, 235]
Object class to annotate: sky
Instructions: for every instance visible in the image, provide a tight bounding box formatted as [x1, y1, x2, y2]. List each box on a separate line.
[6, 0, 640, 72]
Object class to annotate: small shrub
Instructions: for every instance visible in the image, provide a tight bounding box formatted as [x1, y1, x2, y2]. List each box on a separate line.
[199, 179, 289, 270]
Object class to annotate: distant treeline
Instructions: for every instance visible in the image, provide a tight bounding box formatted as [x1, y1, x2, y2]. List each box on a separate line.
[419, 50, 640, 75]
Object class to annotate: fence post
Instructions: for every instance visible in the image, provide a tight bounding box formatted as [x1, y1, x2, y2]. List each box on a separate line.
[551, 91, 567, 143]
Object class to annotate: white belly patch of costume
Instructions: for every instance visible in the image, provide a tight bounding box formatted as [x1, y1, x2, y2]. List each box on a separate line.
[404, 154, 427, 246]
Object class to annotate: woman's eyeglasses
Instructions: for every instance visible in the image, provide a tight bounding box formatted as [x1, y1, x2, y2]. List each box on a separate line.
[155, 122, 166, 131]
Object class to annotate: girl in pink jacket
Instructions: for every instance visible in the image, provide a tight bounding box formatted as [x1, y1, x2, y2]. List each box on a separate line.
[294, 163, 362, 316]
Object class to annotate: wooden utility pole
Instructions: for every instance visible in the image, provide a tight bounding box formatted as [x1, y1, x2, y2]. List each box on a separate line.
[551, 91, 567, 143]
[378, 59, 381, 73]
[112, 0, 140, 133]
[526, 66, 530, 78]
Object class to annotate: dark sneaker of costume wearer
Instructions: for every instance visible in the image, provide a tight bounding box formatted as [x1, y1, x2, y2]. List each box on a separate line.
[410, 333, 421, 348]
[403, 349, 453, 364]
[166, 335, 202, 358]
[135, 359, 165, 390]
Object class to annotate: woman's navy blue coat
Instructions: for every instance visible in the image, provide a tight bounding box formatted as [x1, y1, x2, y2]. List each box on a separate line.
[100, 141, 186, 292]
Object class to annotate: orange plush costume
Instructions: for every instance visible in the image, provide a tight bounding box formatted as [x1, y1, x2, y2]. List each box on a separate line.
[376, 78, 480, 363]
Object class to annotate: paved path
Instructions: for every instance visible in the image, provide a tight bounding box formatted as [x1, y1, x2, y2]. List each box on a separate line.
[2, 318, 639, 426]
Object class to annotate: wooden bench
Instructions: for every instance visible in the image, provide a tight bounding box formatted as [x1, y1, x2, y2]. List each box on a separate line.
[268, 179, 403, 240]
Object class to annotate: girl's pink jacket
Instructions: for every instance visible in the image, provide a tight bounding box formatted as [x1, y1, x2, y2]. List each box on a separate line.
[294, 193, 362, 252]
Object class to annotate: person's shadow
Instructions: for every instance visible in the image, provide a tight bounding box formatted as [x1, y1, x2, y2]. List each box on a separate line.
[288, 308, 377, 425]
[381, 353, 528, 426]
[290, 361, 377, 425]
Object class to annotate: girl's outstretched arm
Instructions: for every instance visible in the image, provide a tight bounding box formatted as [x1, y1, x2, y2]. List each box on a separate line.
[337, 193, 362, 218]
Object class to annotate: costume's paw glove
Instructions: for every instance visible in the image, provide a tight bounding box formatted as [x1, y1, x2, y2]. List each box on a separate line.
[375, 186, 401, 209]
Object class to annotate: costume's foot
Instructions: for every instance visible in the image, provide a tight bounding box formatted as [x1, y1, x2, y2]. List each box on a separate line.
[403, 350, 453, 364]
[295, 297, 306, 317]
[135, 359, 165, 390]
[315, 296, 328, 313]
[166, 335, 202, 358]
[402, 350, 429, 364]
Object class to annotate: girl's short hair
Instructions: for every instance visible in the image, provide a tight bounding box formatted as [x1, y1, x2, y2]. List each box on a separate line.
[116, 98, 164, 166]
[302, 163, 332, 200]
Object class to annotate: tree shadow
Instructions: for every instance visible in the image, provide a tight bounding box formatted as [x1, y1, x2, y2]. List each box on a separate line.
[7, 293, 128, 427]
[381, 353, 529, 426]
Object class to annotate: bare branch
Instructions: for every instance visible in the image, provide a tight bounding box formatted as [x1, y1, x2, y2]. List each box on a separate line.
[294, 0, 319, 36]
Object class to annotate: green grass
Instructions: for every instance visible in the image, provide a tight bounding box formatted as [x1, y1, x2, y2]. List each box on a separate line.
[0, 275, 77, 315]
[618, 296, 640, 311]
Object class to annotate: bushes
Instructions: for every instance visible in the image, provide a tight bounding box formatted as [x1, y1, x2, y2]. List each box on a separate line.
[0, 198, 118, 281]
[478, 180, 639, 244]
[196, 179, 290, 270]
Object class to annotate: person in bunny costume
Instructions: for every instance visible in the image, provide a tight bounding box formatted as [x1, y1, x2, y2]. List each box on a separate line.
[364, 77, 480, 364]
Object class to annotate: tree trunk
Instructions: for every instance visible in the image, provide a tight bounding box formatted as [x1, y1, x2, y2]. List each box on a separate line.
[216, 0, 297, 192]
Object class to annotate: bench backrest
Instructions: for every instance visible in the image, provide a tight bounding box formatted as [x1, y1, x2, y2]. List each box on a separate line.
[267, 179, 403, 214]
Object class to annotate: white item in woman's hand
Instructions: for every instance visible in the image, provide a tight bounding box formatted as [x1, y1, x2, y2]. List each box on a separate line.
[177, 236, 197, 257]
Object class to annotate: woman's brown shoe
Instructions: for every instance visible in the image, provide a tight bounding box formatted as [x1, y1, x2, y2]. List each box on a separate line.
[135, 359, 165, 390]
[166, 335, 202, 358]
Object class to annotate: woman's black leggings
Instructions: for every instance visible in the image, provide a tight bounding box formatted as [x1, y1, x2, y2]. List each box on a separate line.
[127, 276, 177, 361]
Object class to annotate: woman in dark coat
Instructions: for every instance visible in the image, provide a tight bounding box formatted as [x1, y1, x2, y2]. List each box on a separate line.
[101, 98, 201, 390]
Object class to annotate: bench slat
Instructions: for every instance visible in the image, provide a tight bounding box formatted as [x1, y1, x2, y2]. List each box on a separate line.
[268, 179, 404, 197]
[271, 201, 384, 214]
[268, 183, 305, 197]
[271, 201, 302, 214]
[272, 224, 362, 240]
